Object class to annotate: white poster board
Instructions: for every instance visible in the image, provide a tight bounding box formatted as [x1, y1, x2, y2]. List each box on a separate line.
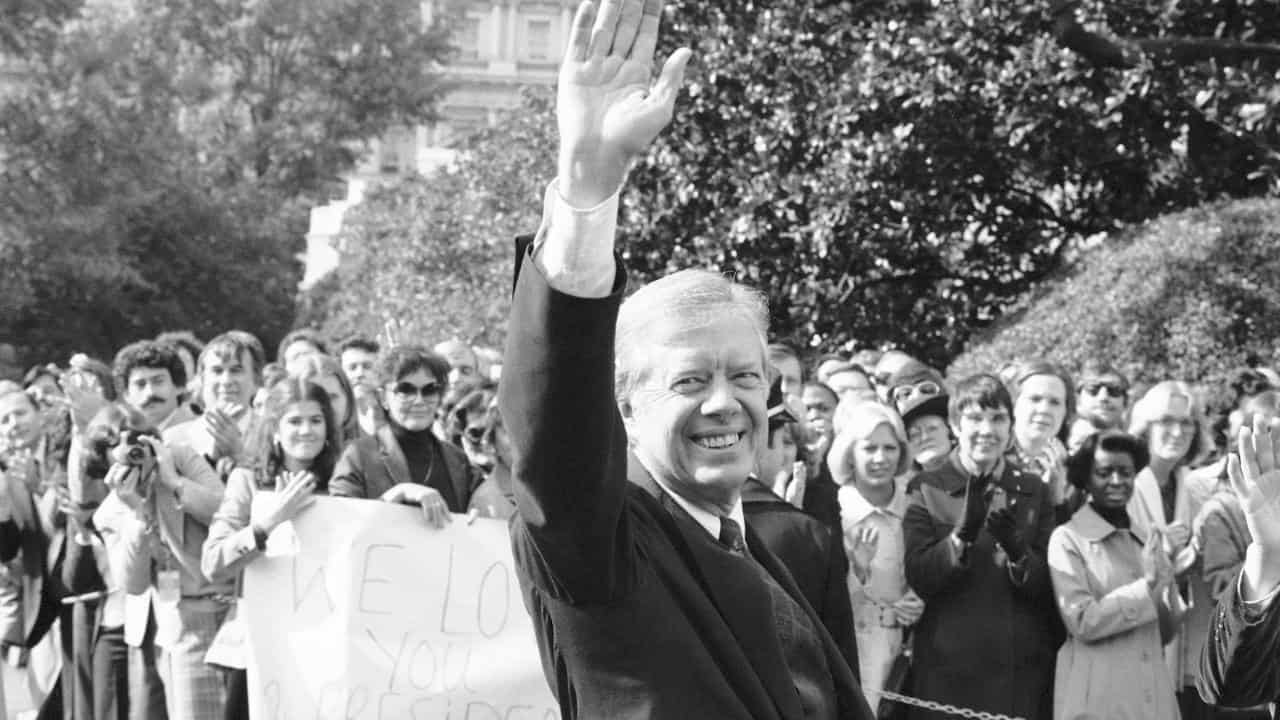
[242, 496, 558, 720]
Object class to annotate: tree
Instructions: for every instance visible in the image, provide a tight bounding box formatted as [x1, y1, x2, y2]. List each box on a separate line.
[0, 0, 454, 368]
[614, 0, 1280, 367]
[308, 89, 557, 350]
[950, 198, 1280, 395]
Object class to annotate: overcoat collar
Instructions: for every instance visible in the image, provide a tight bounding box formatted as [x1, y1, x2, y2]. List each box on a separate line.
[1070, 502, 1148, 545]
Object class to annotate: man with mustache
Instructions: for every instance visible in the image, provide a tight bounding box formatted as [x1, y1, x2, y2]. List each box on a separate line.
[113, 341, 195, 433]
[108, 340, 228, 719]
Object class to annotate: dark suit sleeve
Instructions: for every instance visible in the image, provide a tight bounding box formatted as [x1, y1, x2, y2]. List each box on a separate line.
[820, 527, 859, 679]
[0, 519, 19, 563]
[1198, 578, 1280, 707]
[499, 247, 633, 604]
[328, 442, 368, 498]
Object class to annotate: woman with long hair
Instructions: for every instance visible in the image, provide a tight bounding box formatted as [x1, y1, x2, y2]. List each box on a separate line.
[289, 352, 359, 445]
[201, 377, 341, 720]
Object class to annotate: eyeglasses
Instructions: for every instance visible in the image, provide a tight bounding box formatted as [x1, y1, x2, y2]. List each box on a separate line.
[391, 382, 441, 400]
[1082, 382, 1126, 398]
[1153, 416, 1196, 431]
[892, 381, 942, 405]
[463, 426, 487, 444]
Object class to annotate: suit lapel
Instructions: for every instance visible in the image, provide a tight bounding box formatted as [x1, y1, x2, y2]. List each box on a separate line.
[626, 457, 803, 719]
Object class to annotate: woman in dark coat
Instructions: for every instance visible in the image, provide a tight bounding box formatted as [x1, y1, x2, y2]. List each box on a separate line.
[329, 345, 479, 523]
[903, 374, 1059, 720]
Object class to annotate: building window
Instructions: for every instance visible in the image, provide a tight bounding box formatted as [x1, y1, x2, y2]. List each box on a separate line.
[457, 16, 482, 61]
[525, 18, 551, 61]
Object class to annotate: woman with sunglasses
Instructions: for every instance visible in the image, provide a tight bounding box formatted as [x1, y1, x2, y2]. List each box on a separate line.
[885, 361, 953, 473]
[329, 345, 480, 527]
[202, 377, 341, 720]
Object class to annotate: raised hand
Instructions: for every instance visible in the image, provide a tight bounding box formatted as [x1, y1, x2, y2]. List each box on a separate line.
[557, 0, 692, 206]
[770, 461, 807, 509]
[955, 475, 991, 544]
[250, 471, 317, 537]
[986, 507, 1025, 563]
[1226, 416, 1280, 601]
[847, 525, 880, 584]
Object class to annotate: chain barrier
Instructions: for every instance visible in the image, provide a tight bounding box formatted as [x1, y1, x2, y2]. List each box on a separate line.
[864, 688, 1028, 720]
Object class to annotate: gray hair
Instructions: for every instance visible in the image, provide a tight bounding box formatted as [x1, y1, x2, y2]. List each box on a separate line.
[615, 269, 769, 401]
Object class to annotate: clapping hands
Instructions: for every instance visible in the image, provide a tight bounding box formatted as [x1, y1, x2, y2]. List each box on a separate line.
[250, 471, 317, 537]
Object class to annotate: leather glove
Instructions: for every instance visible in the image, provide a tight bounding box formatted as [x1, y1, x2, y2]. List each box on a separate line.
[955, 474, 992, 543]
[986, 507, 1025, 562]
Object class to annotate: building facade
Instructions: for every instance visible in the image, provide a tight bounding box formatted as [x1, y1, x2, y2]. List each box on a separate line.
[371, 0, 569, 175]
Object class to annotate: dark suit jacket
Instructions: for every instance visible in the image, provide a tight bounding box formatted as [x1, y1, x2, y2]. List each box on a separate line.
[499, 249, 873, 720]
[1198, 575, 1280, 709]
[741, 479, 859, 677]
[329, 429, 477, 513]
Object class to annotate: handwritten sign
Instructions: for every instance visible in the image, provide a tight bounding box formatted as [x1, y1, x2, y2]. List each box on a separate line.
[242, 496, 559, 720]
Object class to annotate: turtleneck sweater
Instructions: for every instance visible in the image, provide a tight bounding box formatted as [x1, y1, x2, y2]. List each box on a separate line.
[392, 423, 459, 511]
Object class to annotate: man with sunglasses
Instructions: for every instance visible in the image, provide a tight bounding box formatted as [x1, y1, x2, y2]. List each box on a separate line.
[1068, 360, 1131, 452]
[330, 345, 480, 527]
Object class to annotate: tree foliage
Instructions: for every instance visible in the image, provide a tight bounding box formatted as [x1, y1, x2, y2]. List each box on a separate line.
[950, 198, 1280, 393]
[615, 0, 1280, 368]
[308, 89, 557, 350]
[0, 0, 453, 368]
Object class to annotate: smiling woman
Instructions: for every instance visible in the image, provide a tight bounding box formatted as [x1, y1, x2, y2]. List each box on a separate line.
[329, 345, 481, 528]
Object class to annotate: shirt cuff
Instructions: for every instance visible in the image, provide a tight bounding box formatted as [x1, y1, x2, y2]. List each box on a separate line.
[1236, 571, 1280, 624]
[530, 178, 620, 299]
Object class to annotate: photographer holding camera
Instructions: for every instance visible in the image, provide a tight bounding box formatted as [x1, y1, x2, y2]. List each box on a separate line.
[96, 350, 228, 720]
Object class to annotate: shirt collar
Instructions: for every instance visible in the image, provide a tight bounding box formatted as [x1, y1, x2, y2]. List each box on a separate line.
[838, 477, 909, 526]
[650, 473, 745, 540]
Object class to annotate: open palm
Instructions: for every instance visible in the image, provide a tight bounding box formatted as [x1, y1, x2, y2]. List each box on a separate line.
[557, 0, 691, 205]
[1229, 417, 1280, 553]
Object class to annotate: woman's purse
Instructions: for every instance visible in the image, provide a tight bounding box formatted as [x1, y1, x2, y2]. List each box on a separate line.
[877, 629, 914, 720]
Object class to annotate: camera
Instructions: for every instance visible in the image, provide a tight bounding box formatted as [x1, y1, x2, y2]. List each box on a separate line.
[110, 430, 157, 468]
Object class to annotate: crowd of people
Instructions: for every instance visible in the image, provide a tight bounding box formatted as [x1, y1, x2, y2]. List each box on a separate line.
[4, 0, 1280, 718]
[0, 331, 512, 719]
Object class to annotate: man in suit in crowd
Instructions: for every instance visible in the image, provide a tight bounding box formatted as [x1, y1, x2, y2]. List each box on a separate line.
[498, 0, 873, 716]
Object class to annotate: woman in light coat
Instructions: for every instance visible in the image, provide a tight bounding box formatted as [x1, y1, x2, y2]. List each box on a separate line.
[1049, 430, 1185, 720]
[828, 402, 922, 712]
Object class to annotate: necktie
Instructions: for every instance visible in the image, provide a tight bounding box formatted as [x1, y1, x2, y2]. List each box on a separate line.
[719, 516, 749, 557]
